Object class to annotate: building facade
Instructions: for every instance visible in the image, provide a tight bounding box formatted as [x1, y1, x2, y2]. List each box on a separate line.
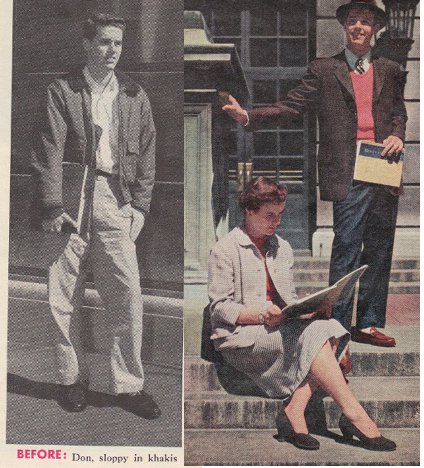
[184, 0, 420, 256]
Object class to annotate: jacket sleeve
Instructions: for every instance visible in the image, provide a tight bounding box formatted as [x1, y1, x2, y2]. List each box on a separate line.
[208, 243, 245, 327]
[246, 60, 320, 131]
[130, 90, 156, 214]
[390, 64, 408, 141]
[31, 81, 67, 220]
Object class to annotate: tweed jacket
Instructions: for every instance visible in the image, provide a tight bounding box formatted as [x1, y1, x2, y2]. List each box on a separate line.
[31, 69, 156, 219]
[208, 227, 298, 350]
[247, 52, 407, 202]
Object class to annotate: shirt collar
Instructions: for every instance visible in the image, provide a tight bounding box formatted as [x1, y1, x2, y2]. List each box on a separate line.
[83, 67, 118, 94]
[345, 48, 372, 72]
[234, 226, 279, 253]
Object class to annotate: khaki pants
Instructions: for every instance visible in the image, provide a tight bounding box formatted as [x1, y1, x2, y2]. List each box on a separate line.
[48, 174, 144, 394]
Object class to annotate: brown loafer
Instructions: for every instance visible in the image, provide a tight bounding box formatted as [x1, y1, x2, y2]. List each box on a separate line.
[351, 327, 396, 347]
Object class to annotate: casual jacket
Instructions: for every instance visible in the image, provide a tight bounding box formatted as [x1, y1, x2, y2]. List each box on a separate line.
[208, 227, 298, 350]
[31, 69, 156, 219]
[247, 52, 407, 202]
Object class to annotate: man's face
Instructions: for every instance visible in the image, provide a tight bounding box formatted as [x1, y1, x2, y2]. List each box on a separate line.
[83, 25, 123, 73]
[344, 9, 380, 51]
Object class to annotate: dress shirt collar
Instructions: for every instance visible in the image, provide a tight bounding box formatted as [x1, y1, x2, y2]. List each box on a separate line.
[83, 67, 118, 94]
[345, 48, 372, 73]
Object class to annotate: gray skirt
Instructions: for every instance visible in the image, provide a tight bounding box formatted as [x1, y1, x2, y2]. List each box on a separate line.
[221, 318, 349, 399]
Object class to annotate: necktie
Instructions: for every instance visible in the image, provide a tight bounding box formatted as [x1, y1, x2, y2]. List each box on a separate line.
[355, 58, 365, 74]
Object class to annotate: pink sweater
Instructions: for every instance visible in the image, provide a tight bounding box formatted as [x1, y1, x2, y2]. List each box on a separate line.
[350, 64, 375, 141]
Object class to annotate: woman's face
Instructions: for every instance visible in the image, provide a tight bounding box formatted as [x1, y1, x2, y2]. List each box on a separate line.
[245, 202, 285, 239]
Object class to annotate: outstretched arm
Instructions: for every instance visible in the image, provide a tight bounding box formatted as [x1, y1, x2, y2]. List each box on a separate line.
[223, 61, 320, 131]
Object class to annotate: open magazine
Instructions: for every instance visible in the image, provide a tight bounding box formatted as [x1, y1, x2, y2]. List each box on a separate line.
[284, 265, 368, 318]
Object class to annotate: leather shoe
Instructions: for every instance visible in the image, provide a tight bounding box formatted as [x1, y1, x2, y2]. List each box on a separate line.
[275, 410, 320, 450]
[351, 327, 396, 347]
[57, 382, 88, 413]
[117, 390, 161, 419]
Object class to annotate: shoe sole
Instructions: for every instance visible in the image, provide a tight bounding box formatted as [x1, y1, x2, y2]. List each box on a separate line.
[351, 337, 396, 347]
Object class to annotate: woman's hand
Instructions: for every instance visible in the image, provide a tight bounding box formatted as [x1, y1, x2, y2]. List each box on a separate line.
[264, 304, 285, 327]
[297, 299, 332, 320]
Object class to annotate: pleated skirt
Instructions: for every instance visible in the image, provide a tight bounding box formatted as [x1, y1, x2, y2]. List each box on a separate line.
[221, 318, 349, 399]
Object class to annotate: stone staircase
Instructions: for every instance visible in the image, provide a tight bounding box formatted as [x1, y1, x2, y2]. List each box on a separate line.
[184, 325, 419, 465]
[292, 258, 419, 296]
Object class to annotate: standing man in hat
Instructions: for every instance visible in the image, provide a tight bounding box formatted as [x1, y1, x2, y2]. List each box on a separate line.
[223, 1, 407, 348]
[32, 13, 160, 417]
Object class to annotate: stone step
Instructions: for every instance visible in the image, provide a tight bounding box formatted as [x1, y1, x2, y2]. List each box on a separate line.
[292, 258, 419, 270]
[185, 326, 419, 393]
[297, 281, 419, 295]
[184, 428, 420, 466]
[293, 269, 419, 283]
[184, 376, 419, 430]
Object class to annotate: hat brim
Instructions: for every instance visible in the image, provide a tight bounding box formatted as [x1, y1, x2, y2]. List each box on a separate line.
[336, 2, 387, 29]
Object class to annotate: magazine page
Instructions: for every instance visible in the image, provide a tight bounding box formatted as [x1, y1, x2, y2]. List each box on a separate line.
[184, 1, 419, 466]
[1, 1, 184, 466]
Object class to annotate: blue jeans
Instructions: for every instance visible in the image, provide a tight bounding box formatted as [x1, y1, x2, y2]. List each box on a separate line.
[329, 182, 398, 331]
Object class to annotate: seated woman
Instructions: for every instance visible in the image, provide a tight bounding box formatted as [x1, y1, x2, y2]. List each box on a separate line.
[208, 176, 395, 451]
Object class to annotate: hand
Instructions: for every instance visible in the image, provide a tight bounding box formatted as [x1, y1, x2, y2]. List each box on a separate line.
[130, 208, 145, 241]
[297, 299, 332, 321]
[264, 304, 285, 327]
[381, 135, 403, 159]
[42, 212, 77, 233]
[222, 95, 249, 125]
[315, 299, 332, 320]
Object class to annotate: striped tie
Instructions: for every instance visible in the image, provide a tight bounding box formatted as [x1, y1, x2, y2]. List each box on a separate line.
[355, 58, 365, 74]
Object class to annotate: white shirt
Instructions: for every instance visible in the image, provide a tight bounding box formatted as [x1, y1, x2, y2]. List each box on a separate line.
[83, 67, 119, 174]
[345, 48, 372, 74]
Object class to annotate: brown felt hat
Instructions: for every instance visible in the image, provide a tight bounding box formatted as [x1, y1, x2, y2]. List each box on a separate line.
[336, 0, 387, 28]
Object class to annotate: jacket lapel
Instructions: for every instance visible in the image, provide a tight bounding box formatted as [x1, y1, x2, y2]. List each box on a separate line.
[333, 52, 355, 100]
[372, 57, 387, 104]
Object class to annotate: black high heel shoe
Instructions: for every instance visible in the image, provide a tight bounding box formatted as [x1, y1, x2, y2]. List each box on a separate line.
[275, 410, 320, 450]
[339, 414, 396, 451]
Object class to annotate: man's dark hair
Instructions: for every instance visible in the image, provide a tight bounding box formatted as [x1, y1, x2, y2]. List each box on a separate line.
[83, 13, 126, 40]
[239, 176, 288, 212]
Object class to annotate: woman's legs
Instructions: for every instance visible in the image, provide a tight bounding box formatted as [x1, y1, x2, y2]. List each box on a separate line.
[283, 339, 379, 438]
[283, 338, 338, 434]
[309, 341, 380, 437]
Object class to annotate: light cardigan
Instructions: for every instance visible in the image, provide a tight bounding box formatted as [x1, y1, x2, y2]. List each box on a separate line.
[208, 226, 298, 350]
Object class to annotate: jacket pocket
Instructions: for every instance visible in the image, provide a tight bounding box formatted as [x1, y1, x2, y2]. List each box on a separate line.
[122, 140, 138, 183]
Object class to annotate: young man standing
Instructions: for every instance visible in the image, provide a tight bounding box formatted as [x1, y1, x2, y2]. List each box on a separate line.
[32, 13, 160, 417]
[223, 0, 407, 348]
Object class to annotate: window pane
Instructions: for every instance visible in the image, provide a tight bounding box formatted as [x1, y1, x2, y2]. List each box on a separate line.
[252, 157, 278, 178]
[280, 132, 304, 155]
[211, 8, 241, 35]
[280, 7, 307, 36]
[250, 4, 278, 36]
[278, 157, 304, 182]
[253, 80, 277, 105]
[253, 132, 278, 156]
[228, 157, 238, 181]
[250, 39, 278, 67]
[280, 38, 307, 66]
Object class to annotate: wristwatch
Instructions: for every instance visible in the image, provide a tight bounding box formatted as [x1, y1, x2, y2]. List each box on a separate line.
[258, 313, 265, 324]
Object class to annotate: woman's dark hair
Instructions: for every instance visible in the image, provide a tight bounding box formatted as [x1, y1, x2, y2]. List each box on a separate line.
[83, 13, 126, 40]
[239, 176, 288, 212]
